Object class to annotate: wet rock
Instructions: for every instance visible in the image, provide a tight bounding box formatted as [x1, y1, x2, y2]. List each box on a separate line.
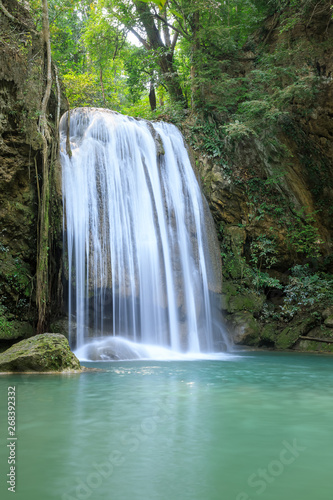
[0, 334, 81, 372]
[275, 316, 317, 349]
[221, 282, 265, 314]
[260, 323, 279, 345]
[229, 311, 261, 345]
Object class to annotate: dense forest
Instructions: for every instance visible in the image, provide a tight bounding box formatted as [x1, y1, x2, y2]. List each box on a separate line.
[0, 0, 333, 352]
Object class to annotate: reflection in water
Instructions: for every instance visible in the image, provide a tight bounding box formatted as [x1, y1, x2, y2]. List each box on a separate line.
[0, 352, 332, 500]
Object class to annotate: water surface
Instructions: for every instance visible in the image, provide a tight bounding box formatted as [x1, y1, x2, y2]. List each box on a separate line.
[0, 351, 332, 500]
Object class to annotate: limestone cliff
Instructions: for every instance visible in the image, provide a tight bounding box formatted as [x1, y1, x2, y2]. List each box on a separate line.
[182, 2, 333, 352]
[0, 0, 64, 350]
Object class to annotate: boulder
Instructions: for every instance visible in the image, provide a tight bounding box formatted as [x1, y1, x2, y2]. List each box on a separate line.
[324, 316, 333, 329]
[260, 323, 279, 345]
[228, 311, 261, 345]
[322, 306, 333, 320]
[275, 316, 317, 350]
[221, 282, 265, 314]
[0, 334, 81, 372]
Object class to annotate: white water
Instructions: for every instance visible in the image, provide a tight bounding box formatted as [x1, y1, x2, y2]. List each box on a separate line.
[60, 108, 228, 360]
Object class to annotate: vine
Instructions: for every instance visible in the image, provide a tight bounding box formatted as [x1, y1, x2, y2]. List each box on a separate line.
[36, 0, 60, 333]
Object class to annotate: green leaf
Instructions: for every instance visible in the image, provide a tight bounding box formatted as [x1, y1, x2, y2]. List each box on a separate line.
[138, 0, 167, 10]
[169, 7, 183, 21]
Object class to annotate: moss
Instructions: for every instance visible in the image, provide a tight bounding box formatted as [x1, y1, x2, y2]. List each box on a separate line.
[0, 318, 33, 341]
[229, 311, 261, 346]
[0, 333, 81, 372]
[260, 323, 279, 344]
[49, 319, 69, 338]
[324, 316, 333, 328]
[297, 340, 333, 353]
[221, 281, 265, 314]
[276, 316, 317, 349]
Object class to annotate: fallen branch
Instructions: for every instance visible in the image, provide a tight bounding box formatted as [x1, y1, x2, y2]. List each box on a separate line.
[299, 336, 333, 344]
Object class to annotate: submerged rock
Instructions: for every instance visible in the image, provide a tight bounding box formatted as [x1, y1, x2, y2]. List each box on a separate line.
[0, 334, 81, 372]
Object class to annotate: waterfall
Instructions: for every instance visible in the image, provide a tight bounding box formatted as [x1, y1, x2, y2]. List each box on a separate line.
[60, 108, 228, 360]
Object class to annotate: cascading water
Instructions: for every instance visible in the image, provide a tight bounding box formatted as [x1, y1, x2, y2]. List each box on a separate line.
[60, 108, 229, 360]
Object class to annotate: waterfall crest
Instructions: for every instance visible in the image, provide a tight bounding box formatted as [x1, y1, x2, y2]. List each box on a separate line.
[60, 108, 228, 359]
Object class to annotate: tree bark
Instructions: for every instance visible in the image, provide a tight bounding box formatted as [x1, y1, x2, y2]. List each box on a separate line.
[134, 1, 186, 106]
[149, 80, 156, 111]
[99, 67, 106, 106]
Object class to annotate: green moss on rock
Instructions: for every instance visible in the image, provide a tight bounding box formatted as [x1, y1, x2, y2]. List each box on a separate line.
[221, 282, 265, 314]
[297, 339, 333, 353]
[0, 333, 81, 372]
[275, 316, 317, 350]
[0, 318, 34, 341]
[260, 323, 279, 344]
[49, 319, 69, 338]
[324, 316, 333, 328]
[229, 311, 261, 345]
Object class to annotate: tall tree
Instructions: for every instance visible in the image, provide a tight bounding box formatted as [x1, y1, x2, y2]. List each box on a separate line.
[102, 0, 187, 105]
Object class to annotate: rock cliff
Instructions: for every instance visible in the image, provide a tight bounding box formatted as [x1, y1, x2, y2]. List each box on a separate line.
[0, 0, 64, 350]
[182, 2, 333, 352]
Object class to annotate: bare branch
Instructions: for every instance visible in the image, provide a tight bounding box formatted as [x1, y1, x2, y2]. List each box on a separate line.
[129, 27, 151, 49]
[170, 31, 179, 53]
[152, 11, 188, 39]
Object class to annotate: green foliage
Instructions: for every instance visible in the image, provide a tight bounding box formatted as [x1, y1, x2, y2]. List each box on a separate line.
[286, 211, 323, 259]
[280, 265, 333, 319]
[250, 235, 280, 291]
[250, 269, 282, 292]
[250, 235, 278, 270]
[0, 305, 15, 339]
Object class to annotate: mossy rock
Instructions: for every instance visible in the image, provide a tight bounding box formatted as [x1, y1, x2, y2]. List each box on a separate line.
[228, 292, 264, 314]
[306, 325, 333, 340]
[0, 317, 34, 341]
[0, 333, 81, 372]
[296, 339, 333, 353]
[229, 311, 261, 346]
[260, 323, 279, 344]
[221, 282, 265, 314]
[324, 315, 333, 328]
[49, 318, 69, 338]
[275, 316, 317, 350]
[322, 306, 333, 320]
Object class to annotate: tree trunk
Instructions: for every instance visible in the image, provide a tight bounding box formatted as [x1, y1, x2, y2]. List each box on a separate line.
[134, 1, 186, 106]
[190, 10, 201, 109]
[99, 67, 106, 106]
[149, 80, 156, 111]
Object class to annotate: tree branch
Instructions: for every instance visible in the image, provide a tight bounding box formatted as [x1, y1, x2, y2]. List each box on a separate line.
[129, 27, 151, 49]
[170, 31, 178, 53]
[152, 10, 188, 39]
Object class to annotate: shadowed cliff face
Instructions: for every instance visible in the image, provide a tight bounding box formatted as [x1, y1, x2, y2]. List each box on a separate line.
[0, 0, 64, 347]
